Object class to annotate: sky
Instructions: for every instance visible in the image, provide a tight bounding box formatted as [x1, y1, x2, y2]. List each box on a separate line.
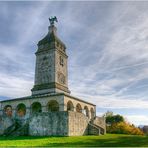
[0, 1, 148, 125]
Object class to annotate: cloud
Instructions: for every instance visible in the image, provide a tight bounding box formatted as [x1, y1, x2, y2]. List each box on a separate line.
[0, 73, 33, 98]
[126, 115, 148, 125]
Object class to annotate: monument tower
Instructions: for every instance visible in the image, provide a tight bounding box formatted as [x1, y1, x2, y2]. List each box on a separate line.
[32, 16, 70, 95]
[0, 17, 106, 136]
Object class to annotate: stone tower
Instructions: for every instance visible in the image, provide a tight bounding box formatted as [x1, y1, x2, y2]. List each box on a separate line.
[32, 17, 70, 95]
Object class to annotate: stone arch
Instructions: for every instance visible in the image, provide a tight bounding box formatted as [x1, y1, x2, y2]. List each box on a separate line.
[67, 100, 74, 111]
[4, 105, 13, 117]
[84, 106, 89, 118]
[90, 107, 95, 119]
[31, 102, 42, 114]
[47, 100, 59, 112]
[76, 103, 82, 113]
[16, 103, 26, 117]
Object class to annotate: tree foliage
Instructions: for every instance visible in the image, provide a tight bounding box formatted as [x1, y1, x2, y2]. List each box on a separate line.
[105, 111, 144, 135]
[106, 114, 124, 125]
[107, 122, 144, 135]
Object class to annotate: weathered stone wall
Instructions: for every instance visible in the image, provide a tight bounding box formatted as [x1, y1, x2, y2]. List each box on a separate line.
[29, 111, 90, 136]
[0, 111, 106, 136]
[34, 50, 55, 86]
[0, 115, 15, 135]
[55, 49, 68, 87]
[29, 112, 68, 136]
[68, 111, 89, 136]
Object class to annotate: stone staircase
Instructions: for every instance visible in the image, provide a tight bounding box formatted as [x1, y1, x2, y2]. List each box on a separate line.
[3, 119, 29, 136]
[88, 116, 106, 135]
[88, 122, 105, 135]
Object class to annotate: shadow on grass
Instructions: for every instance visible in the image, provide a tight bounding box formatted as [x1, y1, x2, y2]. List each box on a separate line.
[41, 135, 148, 147]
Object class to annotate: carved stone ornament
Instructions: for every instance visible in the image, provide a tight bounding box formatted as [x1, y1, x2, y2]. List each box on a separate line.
[58, 72, 65, 84]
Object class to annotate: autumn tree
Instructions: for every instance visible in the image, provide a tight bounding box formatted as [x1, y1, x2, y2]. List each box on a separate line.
[105, 111, 144, 135]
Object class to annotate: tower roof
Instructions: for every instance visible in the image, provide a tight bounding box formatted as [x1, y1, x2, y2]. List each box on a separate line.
[37, 17, 66, 50]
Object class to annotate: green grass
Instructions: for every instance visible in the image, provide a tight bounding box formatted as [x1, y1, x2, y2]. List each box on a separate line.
[0, 134, 147, 147]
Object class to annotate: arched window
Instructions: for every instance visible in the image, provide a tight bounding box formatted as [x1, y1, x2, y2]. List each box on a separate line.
[76, 103, 82, 113]
[84, 106, 89, 118]
[16, 103, 26, 117]
[31, 102, 42, 114]
[90, 108, 95, 119]
[4, 105, 12, 117]
[67, 101, 74, 111]
[48, 100, 59, 112]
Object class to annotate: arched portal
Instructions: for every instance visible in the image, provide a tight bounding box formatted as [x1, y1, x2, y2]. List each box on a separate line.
[48, 100, 59, 112]
[16, 103, 26, 117]
[31, 102, 42, 114]
[4, 105, 12, 117]
[90, 108, 95, 119]
[84, 106, 89, 118]
[67, 101, 74, 111]
[76, 103, 82, 113]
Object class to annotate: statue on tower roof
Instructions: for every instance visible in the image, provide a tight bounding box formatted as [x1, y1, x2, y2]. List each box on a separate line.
[49, 16, 58, 26]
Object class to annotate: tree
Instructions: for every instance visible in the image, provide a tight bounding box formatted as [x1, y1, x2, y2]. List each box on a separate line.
[106, 113, 124, 125]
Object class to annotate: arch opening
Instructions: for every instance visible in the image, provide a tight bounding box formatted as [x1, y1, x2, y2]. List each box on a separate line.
[84, 106, 89, 118]
[76, 103, 82, 113]
[48, 100, 59, 112]
[16, 103, 26, 117]
[31, 102, 42, 114]
[4, 105, 12, 117]
[67, 101, 74, 111]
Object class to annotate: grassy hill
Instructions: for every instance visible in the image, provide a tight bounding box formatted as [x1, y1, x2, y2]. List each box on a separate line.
[0, 134, 147, 147]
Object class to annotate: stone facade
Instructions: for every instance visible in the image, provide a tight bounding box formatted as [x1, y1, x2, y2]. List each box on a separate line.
[0, 93, 96, 118]
[68, 111, 89, 136]
[0, 18, 106, 136]
[0, 93, 105, 136]
[29, 112, 68, 136]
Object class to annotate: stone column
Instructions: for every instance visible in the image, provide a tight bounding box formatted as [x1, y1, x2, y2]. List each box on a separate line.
[42, 106, 47, 112]
[12, 108, 16, 118]
[73, 106, 76, 112]
[25, 107, 30, 118]
[59, 103, 65, 111]
[88, 111, 91, 120]
[0, 110, 3, 116]
[82, 109, 85, 114]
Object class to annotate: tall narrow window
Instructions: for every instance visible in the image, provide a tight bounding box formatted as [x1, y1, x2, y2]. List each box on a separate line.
[60, 56, 64, 66]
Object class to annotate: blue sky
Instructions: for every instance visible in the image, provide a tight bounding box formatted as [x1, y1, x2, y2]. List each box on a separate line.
[0, 1, 148, 125]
